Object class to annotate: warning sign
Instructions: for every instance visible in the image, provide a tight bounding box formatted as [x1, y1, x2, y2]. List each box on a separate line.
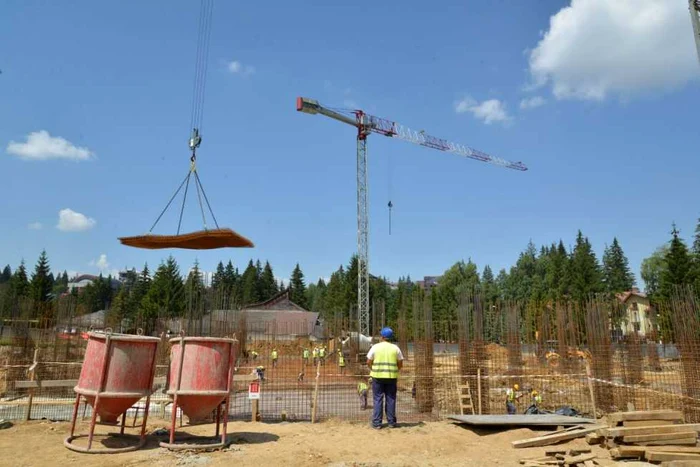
[248, 381, 261, 400]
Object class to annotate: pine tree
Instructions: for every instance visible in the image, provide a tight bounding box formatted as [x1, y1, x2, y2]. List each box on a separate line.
[30, 250, 53, 302]
[259, 261, 277, 300]
[308, 278, 327, 313]
[324, 266, 347, 318]
[568, 231, 603, 302]
[344, 256, 359, 314]
[602, 237, 636, 293]
[240, 260, 260, 305]
[433, 259, 480, 322]
[211, 261, 225, 291]
[289, 263, 309, 309]
[482, 265, 497, 303]
[10, 260, 29, 297]
[0, 265, 11, 284]
[141, 256, 184, 319]
[660, 224, 693, 298]
[185, 260, 204, 317]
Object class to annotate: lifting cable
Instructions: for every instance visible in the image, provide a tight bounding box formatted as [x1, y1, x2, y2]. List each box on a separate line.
[387, 151, 394, 235]
[148, 0, 218, 234]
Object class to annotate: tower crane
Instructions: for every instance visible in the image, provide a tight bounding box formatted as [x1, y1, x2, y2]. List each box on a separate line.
[296, 97, 527, 337]
[690, 0, 700, 65]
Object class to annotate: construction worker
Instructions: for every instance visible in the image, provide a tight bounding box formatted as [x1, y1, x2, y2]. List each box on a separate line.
[312, 347, 319, 366]
[319, 346, 327, 366]
[358, 377, 371, 410]
[338, 349, 346, 375]
[506, 383, 522, 414]
[303, 348, 310, 366]
[251, 350, 259, 361]
[256, 365, 266, 382]
[367, 327, 404, 429]
[297, 370, 304, 382]
[531, 389, 542, 407]
[271, 348, 279, 368]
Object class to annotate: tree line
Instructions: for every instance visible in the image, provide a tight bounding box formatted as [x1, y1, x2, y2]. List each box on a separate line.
[1, 218, 698, 337]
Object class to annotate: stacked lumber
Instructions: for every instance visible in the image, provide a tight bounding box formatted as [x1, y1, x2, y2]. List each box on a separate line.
[512, 425, 607, 449]
[597, 410, 700, 464]
[519, 448, 600, 466]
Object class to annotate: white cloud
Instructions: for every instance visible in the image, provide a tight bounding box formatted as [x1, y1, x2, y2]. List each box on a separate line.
[89, 254, 110, 271]
[227, 60, 255, 76]
[454, 97, 512, 125]
[7, 130, 94, 161]
[57, 208, 96, 232]
[27, 222, 43, 230]
[528, 0, 699, 101]
[519, 96, 546, 110]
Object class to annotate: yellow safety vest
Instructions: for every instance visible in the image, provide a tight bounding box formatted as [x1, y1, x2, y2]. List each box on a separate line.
[303, 350, 310, 358]
[369, 342, 399, 379]
[319, 348, 326, 357]
[339, 354, 345, 366]
[271, 351, 278, 359]
[358, 382, 368, 393]
[313, 349, 319, 357]
[507, 389, 516, 402]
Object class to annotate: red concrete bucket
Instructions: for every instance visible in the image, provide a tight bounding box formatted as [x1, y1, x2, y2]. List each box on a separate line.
[161, 336, 237, 450]
[65, 331, 160, 453]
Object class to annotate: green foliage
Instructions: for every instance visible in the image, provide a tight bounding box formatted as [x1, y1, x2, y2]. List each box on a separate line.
[184, 260, 204, 317]
[432, 259, 480, 322]
[29, 250, 53, 302]
[602, 237, 636, 293]
[307, 278, 327, 313]
[240, 260, 260, 306]
[641, 246, 668, 297]
[323, 266, 346, 319]
[289, 263, 309, 309]
[660, 225, 694, 298]
[568, 230, 603, 302]
[140, 256, 184, 319]
[259, 261, 278, 301]
[0, 265, 11, 284]
[693, 218, 700, 291]
[10, 260, 29, 298]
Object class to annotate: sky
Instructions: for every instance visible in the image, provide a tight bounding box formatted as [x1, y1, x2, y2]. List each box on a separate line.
[1, 0, 699, 287]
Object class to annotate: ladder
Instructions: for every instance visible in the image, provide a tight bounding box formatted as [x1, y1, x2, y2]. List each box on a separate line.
[458, 381, 475, 415]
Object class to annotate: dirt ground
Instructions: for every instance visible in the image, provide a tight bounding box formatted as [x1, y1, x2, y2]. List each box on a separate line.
[0, 419, 615, 467]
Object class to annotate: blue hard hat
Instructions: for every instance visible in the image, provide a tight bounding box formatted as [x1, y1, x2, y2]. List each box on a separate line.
[380, 327, 394, 339]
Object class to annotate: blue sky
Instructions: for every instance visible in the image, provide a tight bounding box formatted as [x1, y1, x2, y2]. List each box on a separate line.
[1, 0, 699, 286]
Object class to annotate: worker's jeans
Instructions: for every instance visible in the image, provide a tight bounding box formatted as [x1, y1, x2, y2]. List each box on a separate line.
[506, 401, 516, 414]
[372, 378, 397, 427]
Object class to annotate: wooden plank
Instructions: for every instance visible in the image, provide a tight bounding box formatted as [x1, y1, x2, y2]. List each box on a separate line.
[608, 410, 684, 424]
[660, 461, 700, 467]
[606, 424, 700, 438]
[512, 425, 606, 448]
[646, 451, 700, 462]
[564, 453, 596, 465]
[545, 447, 591, 456]
[14, 379, 77, 389]
[585, 432, 603, 445]
[450, 415, 597, 426]
[624, 431, 697, 443]
[624, 419, 677, 427]
[637, 438, 698, 446]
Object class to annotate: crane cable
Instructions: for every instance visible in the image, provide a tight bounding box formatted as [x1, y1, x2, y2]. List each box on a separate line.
[387, 151, 394, 235]
[149, 0, 219, 234]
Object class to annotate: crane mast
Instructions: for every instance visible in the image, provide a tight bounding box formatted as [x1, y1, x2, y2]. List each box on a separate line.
[297, 97, 527, 337]
[691, 0, 700, 65]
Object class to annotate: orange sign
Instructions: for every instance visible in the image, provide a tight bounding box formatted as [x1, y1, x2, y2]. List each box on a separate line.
[248, 381, 260, 400]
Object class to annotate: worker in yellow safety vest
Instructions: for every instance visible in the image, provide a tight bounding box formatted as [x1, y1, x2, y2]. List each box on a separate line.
[312, 347, 319, 366]
[358, 377, 371, 410]
[271, 349, 279, 368]
[303, 348, 310, 366]
[506, 383, 522, 414]
[319, 346, 327, 365]
[367, 327, 404, 429]
[251, 350, 259, 361]
[338, 350, 346, 375]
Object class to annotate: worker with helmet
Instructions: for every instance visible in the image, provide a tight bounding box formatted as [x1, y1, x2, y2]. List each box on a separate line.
[303, 347, 310, 366]
[256, 365, 266, 382]
[319, 346, 327, 365]
[312, 346, 320, 366]
[506, 383, 522, 414]
[530, 389, 542, 407]
[367, 327, 404, 429]
[338, 349, 346, 375]
[358, 377, 371, 410]
[271, 348, 279, 368]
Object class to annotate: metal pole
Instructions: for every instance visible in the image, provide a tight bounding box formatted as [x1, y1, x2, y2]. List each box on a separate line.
[690, 0, 700, 65]
[356, 133, 370, 337]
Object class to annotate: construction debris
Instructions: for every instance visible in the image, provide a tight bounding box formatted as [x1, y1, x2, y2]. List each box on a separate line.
[519, 448, 600, 466]
[512, 425, 606, 448]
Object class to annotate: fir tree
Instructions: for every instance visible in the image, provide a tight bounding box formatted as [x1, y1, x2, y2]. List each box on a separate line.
[141, 256, 184, 319]
[602, 237, 636, 293]
[289, 263, 309, 309]
[660, 224, 693, 298]
[0, 265, 11, 284]
[641, 246, 668, 297]
[568, 231, 603, 302]
[240, 260, 260, 305]
[259, 261, 277, 300]
[30, 250, 52, 302]
[324, 266, 346, 318]
[211, 261, 225, 291]
[432, 259, 480, 322]
[308, 278, 327, 313]
[344, 256, 359, 313]
[481, 265, 497, 303]
[185, 260, 204, 317]
[10, 260, 29, 298]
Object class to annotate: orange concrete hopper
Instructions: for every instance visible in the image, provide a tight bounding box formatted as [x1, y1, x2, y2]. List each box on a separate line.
[162, 336, 238, 450]
[65, 331, 160, 453]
